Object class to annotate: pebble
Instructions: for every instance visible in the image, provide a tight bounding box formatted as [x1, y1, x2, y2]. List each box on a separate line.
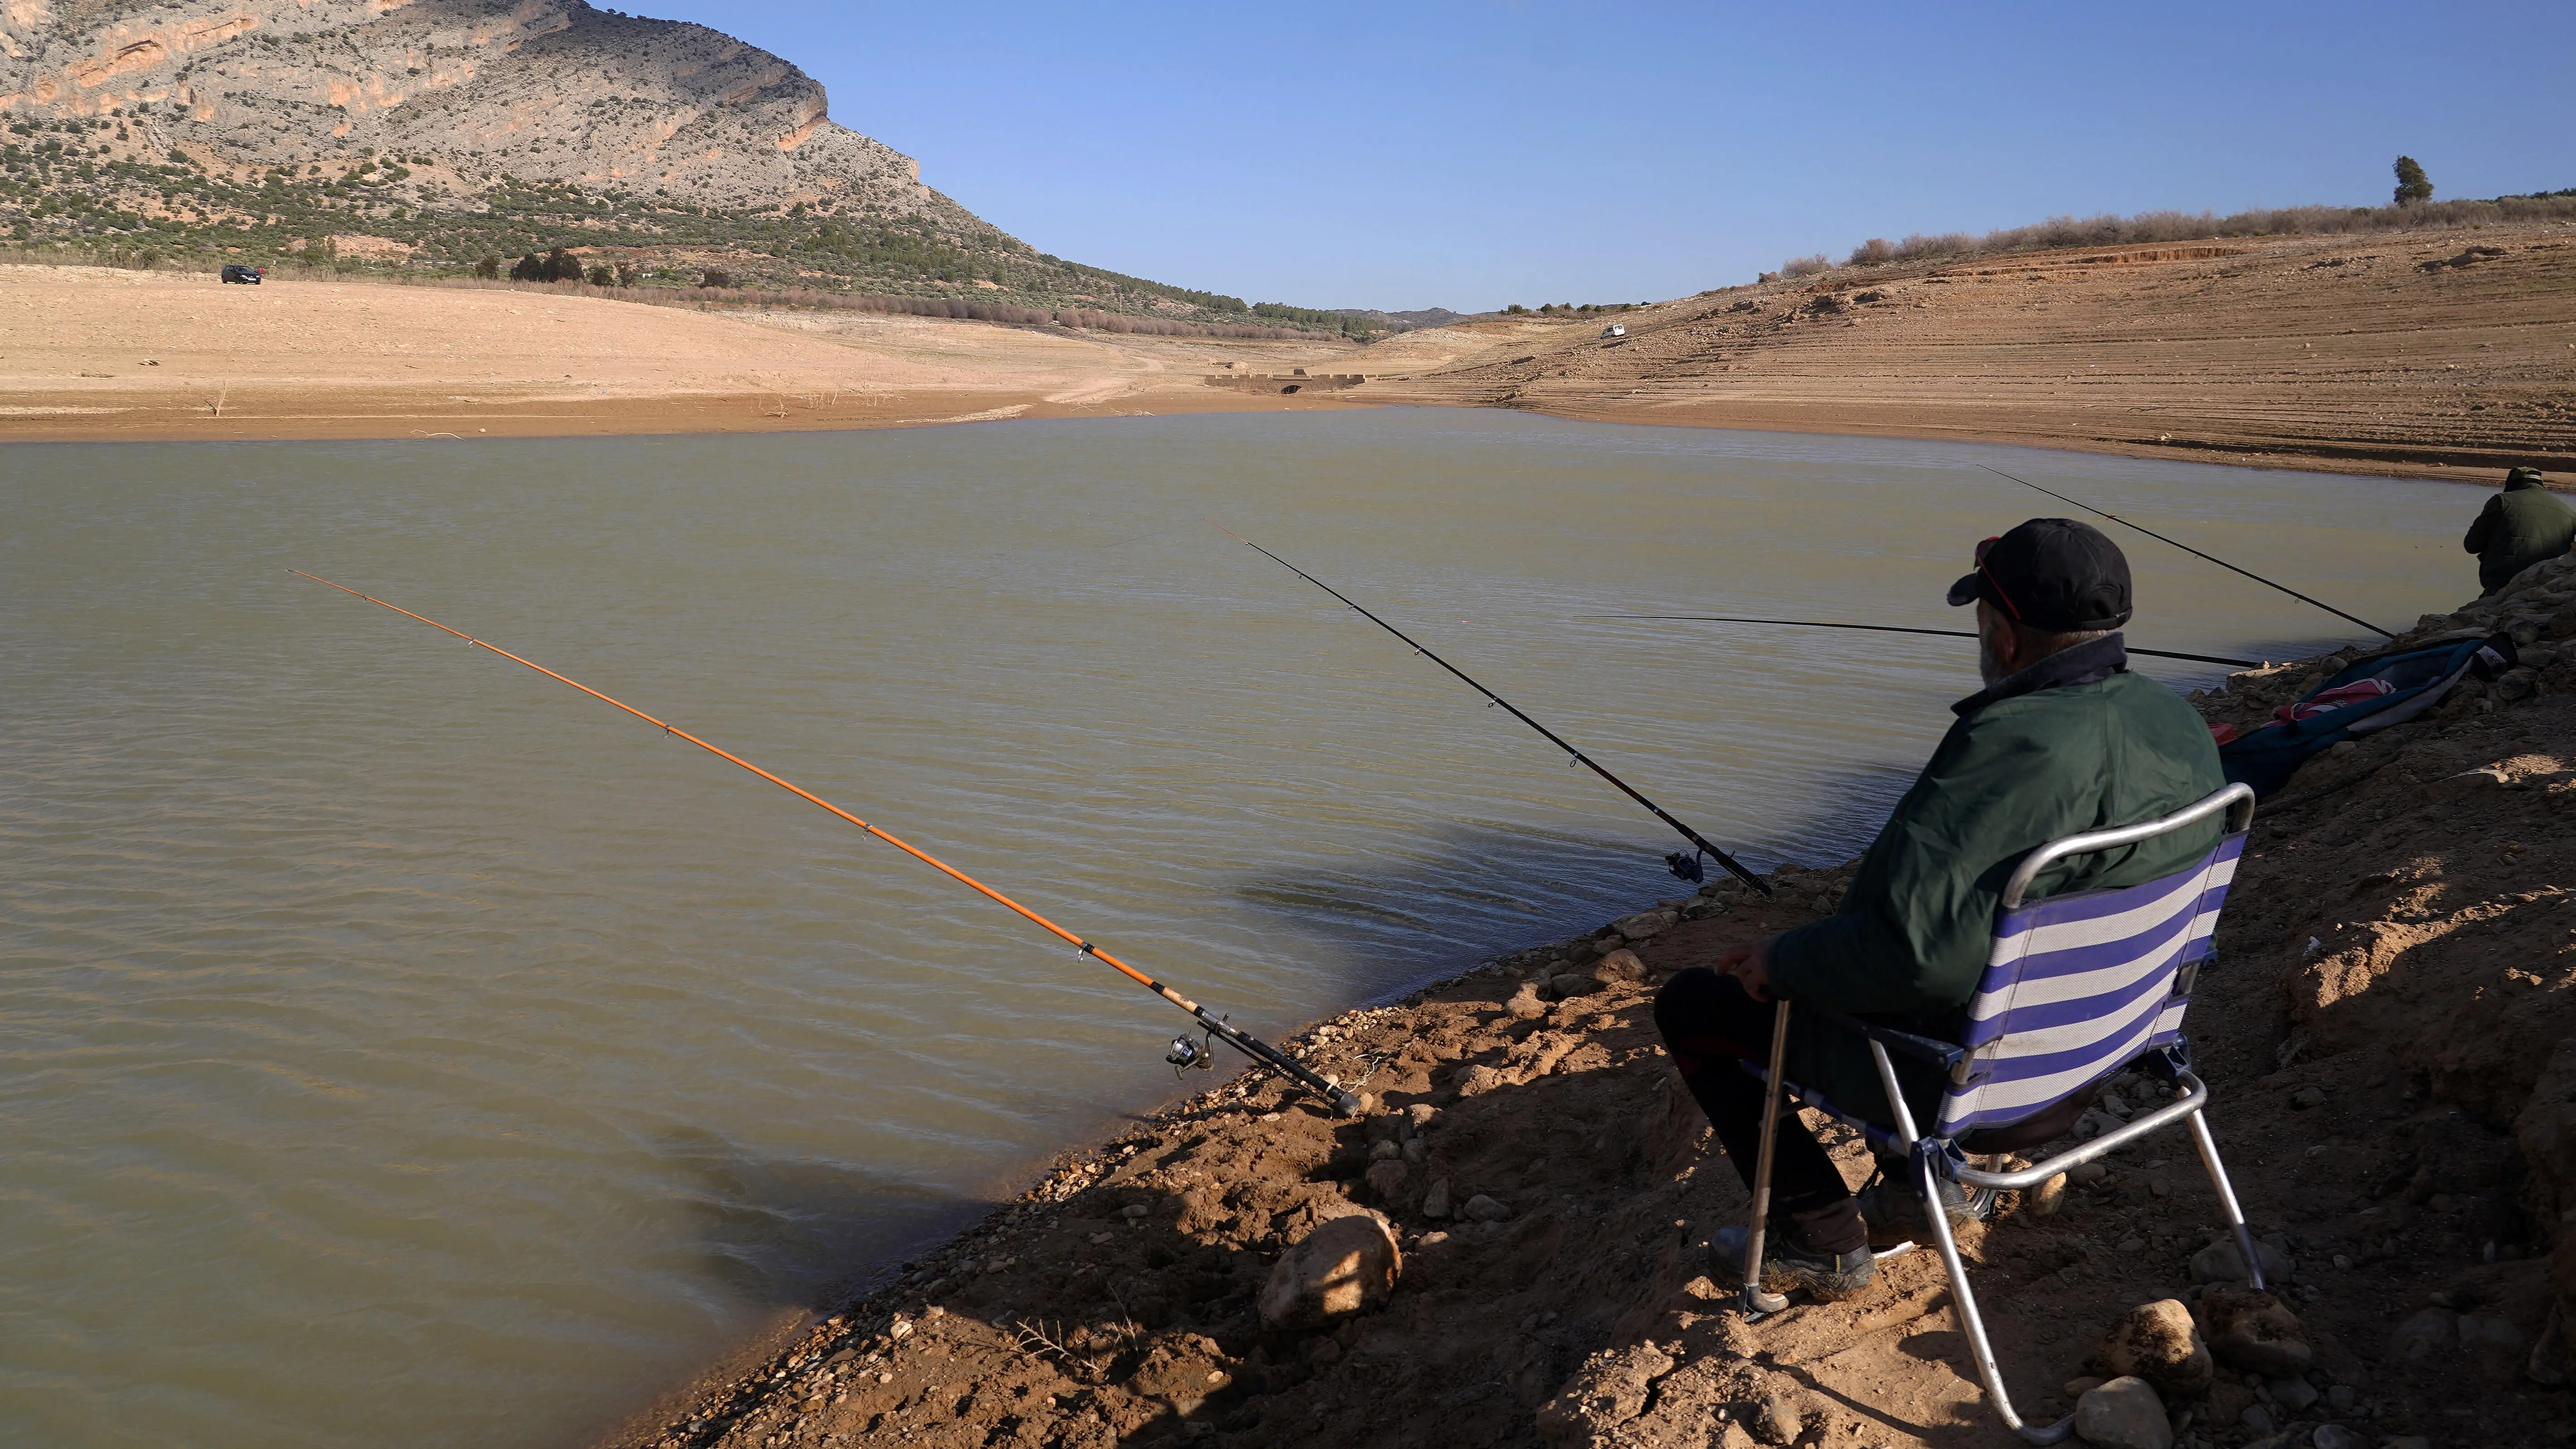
[1120, 1203, 1150, 1220]
[2288, 1086, 2328, 1109]
[2388, 1307, 2455, 1361]
[1421, 1177, 1453, 1220]
[1369, 1139, 1401, 1161]
[2310, 1427, 2362, 1449]
[2382, 1438, 2432, 1449]
[2239, 1405, 2275, 1434]
[2324, 1385, 2356, 1412]
[1256, 1211, 1402, 1330]
[2265, 1376, 2318, 1413]
[2075, 1376, 2173, 1449]
[1464, 1193, 1513, 1222]
[2202, 1286, 2313, 1377]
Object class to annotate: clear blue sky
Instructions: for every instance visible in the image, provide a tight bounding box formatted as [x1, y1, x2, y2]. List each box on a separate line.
[635, 0, 2575, 312]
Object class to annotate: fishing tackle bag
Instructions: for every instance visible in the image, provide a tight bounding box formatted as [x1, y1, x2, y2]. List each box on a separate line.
[2214, 632, 2516, 799]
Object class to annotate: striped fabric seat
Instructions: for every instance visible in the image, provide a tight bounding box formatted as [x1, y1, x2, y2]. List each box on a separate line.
[1932, 832, 2245, 1138]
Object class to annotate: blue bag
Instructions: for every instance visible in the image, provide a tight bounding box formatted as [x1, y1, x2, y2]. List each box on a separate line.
[2218, 632, 2516, 799]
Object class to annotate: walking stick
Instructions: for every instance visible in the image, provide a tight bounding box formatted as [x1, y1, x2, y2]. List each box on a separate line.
[1742, 996, 1793, 1317]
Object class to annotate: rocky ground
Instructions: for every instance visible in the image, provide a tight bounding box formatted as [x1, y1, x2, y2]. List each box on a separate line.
[603, 557, 2576, 1449]
[1361, 224, 2576, 484]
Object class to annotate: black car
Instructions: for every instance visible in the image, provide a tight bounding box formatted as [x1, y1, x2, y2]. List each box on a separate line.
[220, 264, 264, 285]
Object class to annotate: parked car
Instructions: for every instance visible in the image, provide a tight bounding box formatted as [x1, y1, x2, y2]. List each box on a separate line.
[1600, 323, 1625, 338]
[220, 264, 264, 285]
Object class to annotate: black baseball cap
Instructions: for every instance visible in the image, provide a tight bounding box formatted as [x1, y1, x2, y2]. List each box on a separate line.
[1946, 518, 2134, 632]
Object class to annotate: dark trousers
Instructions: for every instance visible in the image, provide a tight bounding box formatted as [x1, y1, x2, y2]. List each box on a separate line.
[1653, 967, 1868, 1254]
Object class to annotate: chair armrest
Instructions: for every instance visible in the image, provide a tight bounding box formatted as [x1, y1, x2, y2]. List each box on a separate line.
[1805, 1004, 1969, 1073]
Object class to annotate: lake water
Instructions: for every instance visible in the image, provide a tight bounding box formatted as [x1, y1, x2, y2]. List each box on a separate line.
[0, 408, 2483, 1448]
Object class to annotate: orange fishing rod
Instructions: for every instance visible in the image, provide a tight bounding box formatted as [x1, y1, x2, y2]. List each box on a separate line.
[291, 569, 1360, 1116]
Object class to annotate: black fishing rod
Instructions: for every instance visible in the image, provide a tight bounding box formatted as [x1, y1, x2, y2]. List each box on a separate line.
[1977, 463, 2396, 639]
[1210, 524, 1772, 896]
[1612, 615, 2264, 668]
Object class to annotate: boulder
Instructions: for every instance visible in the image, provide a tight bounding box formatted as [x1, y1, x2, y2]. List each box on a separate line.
[2073, 1376, 2171, 1449]
[2202, 1285, 2313, 1377]
[1612, 909, 1679, 942]
[1256, 1211, 1402, 1330]
[1363, 1159, 1410, 1201]
[1551, 972, 1597, 999]
[2097, 1299, 2213, 1395]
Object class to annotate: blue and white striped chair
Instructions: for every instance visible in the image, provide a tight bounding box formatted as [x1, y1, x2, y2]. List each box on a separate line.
[1747, 782, 2264, 1444]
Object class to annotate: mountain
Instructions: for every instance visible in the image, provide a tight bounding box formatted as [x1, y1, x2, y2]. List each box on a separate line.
[0, 0, 1323, 328]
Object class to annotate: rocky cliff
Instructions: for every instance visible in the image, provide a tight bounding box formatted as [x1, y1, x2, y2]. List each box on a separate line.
[0, 0, 968, 222]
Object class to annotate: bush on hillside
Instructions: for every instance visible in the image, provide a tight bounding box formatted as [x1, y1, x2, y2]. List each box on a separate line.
[1780, 254, 1833, 278]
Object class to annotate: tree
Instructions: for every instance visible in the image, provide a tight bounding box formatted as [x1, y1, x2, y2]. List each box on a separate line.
[586, 263, 615, 286]
[543, 247, 579, 282]
[474, 255, 501, 279]
[2393, 156, 2433, 207]
[509, 252, 543, 281]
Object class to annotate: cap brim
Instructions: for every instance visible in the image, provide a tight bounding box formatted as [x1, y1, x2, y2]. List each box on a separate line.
[1946, 570, 1983, 608]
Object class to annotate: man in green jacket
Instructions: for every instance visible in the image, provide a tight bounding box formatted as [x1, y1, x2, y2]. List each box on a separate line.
[1655, 518, 2225, 1299]
[2464, 467, 2575, 595]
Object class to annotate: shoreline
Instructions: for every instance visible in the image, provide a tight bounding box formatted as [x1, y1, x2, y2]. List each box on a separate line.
[606, 562, 2576, 1449]
[9, 222, 2574, 485]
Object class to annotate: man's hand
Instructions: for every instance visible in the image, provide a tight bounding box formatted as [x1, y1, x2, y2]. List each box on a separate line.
[1712, 934, 1780, 1001]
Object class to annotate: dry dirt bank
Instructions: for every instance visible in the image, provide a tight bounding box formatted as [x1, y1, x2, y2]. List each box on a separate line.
[0, 266, 1369, 442]
[1360, 224, 2576, 484]
[606, 563, 2576, 1449]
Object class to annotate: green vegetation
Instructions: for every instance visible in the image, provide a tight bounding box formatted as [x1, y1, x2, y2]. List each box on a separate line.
[0, 111, 1353, 337]
[2393, 156, 2434, 207]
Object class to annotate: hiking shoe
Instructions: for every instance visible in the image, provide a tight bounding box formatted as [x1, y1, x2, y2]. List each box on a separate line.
[1856, 1164, 1997, 1244]
[1709, 1225, 1877, 1302]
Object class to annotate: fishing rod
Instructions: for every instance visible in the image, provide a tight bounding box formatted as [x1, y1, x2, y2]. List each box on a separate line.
[1976, 463, 2396, 639]
[1208, 526, 1772, 896]
[291, 570, 1361, 1117]
[1611, 615, 2264, 669]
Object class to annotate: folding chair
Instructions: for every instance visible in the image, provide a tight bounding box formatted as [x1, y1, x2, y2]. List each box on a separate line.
[1738, 782, 2264, 1444]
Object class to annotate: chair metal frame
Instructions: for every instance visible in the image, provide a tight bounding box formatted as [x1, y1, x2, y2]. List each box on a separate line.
[1740, 782, 2265, 1445]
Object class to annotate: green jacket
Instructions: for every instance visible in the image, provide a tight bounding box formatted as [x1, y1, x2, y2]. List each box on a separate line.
[2465, 469, 2576, 594]
[1766, 635, 2226, 1129]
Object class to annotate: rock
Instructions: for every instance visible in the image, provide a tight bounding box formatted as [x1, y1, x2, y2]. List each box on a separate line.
[2029, 1172, 2069, 1216]
[2310, 1426, 2362, 1449]
[2289, 1086, 2327, 1109]
[1120, 1203, 1150, 1220]
[2388, 1307, 2455, 1361]
[1406, 1103, 1438, 1129]
[1458, 1064, 1504, 1097]
[2064, 1376, 2106, 1398]
[1534, 1345, 1675, 1446]
[2189, 1237, 2294, 1285]
[2099, 1299, 2214, 1395]
[2239, 1405, 2275, 1434]
[2202, 1286, 2312, 1377]
[1256, 1211, 1402, 1330]
[2498, 666, 2540, 702]
[1613, 909, 1679, 941]
[2324, 1384, 2356, 1412]
[2204, 1382, 2253, 1427]
[1421, 1178, 1452, 1220]
[1717, 1422, 1759, 1449]
[1464, 1193, 1513, 1222]
[1368, 1138, 1401, 1161]
[1752, 1394, 1802, 1445]
[2459, 1312, 2528, 1369]
[2074, 1376, 2172, 1449]
[2265, 1376, 2318, 1412]
[1550, 972, 1597, 999]
[1363, 1159, 1410, 1200]
[1592, 948, 1648, 984]
[1506, 985, 1547, 1021]
[2382, 1438, 2432, 1449]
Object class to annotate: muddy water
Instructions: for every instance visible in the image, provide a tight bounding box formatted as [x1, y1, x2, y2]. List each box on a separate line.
[0, 409, 2480, 1447]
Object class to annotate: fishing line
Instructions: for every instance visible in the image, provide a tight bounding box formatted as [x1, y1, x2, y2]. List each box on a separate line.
[1976, 463, 2395, 638]
[1607, 615, 2263, 668]
[291, 569, 1359, 1116]
[1206, 525, 1771, 895]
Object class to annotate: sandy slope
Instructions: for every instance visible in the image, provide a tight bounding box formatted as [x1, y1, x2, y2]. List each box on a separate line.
[610, 570, 2576, 1449]
[1363, 225, 2576, 484]
[0, 267, 1368, 440]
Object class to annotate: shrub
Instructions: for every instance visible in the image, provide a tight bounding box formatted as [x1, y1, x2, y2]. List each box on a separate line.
[586, 263, 615, 286]
[699, 267, 734, 288]
[509, 252, 543, 281]
[474, 255, 501, 279]
[1846, 237, 1896, 266]
[1780, 253, 1833, 278]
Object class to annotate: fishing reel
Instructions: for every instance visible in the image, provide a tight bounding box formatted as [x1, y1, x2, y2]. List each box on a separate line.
[1165, 1028, 1217, 1077]
[1665, 849, 1707, 885]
